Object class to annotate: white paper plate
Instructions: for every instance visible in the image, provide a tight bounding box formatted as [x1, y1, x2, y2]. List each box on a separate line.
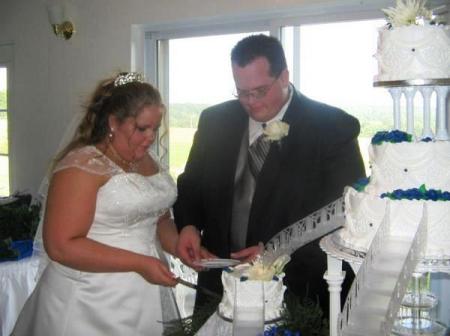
[193, 258, 240, 268]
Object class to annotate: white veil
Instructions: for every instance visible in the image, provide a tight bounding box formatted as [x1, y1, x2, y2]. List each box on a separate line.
[33, 111, 85, 279]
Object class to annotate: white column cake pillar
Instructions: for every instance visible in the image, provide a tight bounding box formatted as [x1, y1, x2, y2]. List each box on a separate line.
[403, 87, 416, 136]
[420, 86, 434, 139]
[324, 255, 345, 336]
[389, 87, 402, 130]
[435, 86, 449, 141]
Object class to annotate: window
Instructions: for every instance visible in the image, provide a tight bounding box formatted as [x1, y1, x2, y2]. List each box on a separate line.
[283, 20, 392, 174]
[282, 19, 434, 173]
[0, 67, 8, 196]
[162, 32, 267, 178]
[147, 14, 400, 176]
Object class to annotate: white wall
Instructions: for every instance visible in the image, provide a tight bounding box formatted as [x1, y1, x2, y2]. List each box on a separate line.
[0, 0, 446, 196]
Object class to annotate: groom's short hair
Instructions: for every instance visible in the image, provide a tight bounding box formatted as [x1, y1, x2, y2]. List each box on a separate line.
[231, 34, 287, 78]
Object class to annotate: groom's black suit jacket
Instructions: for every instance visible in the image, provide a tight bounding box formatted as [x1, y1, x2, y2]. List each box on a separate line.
[174, 89, 365, 314]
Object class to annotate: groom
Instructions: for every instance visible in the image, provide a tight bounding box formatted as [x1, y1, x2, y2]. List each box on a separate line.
[174, 34, 365, 315]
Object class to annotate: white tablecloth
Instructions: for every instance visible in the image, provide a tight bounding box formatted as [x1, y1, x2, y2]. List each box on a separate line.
[0, 255, 39, 336]
[196, 312, 275, 336]
[196, 312, 234, 335]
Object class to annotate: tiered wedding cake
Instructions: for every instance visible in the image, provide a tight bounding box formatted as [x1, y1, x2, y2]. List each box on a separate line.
[337, 0, 450, 260]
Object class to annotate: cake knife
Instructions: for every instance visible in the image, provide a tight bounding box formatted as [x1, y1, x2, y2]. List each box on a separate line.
[176, 277, 221, 300]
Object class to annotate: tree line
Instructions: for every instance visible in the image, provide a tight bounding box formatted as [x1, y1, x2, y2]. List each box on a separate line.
[0, 92, 397, 139]
[168, 102, 394, 138]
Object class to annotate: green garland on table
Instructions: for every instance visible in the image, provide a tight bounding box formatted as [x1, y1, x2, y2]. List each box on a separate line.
[0, 238, 19, 260]
[0, 195, 41, 261]
[163, 292, 328, 336]
[268, 294, 329, 336]
[0, 200, 41, 241]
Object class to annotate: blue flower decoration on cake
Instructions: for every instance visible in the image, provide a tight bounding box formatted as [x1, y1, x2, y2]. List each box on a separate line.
[239, 275, 280, 282]
[421, 137, 433, 142]
[264, 326, 301, 336]
[371, 130, 412, 145]
[352, 177, 370, 192]
[381, 184, 450, 201]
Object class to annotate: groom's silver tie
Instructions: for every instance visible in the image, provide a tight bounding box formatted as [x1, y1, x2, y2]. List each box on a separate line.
[230, 125, 270, 251]
[248, 124, 270, 178]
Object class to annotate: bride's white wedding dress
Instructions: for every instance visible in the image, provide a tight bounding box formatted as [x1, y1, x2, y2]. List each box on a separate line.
[12, 146, 179, 336]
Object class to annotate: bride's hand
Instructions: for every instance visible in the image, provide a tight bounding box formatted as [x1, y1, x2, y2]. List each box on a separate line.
[138, 256, 178, 287]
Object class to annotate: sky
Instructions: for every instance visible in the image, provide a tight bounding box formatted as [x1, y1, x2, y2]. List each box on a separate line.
[167, 19, 390, 108]
[169, 32, 253, 105]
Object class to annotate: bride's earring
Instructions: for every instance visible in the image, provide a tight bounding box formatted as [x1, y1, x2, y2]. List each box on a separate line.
[108, 128, 114, 141]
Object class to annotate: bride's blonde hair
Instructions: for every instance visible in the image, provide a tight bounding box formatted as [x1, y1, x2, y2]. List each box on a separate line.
[54, 73, 166, 165]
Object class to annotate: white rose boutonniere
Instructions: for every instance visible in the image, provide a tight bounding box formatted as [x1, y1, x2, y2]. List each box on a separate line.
[263, 120, 289, 143]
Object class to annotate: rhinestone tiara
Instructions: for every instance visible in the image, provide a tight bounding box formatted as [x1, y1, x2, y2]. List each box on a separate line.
[114, 72, 144, 87]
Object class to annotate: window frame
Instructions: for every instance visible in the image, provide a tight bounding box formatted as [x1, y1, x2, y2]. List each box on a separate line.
[0, 44, 13, 196]
[139, 4, 388, 168]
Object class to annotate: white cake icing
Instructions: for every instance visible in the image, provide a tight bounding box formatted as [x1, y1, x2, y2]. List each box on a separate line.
[218, 270, 286, 322]
[367, 141, 450, 193]
[338, 140, 450, 259]
[374, 24, 450, 81]
[340, 0, 450, 262]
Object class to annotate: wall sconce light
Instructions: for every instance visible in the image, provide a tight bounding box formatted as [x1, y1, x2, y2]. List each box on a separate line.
[47, 3, 75, 40]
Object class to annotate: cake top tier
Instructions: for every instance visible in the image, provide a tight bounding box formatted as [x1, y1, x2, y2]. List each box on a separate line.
[374, 0, 450, 83]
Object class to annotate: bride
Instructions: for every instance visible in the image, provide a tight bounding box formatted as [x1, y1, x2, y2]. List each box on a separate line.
[12, 72, 185, 335]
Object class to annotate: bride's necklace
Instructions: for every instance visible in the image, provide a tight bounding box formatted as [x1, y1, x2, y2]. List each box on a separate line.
[107, 144, 138, 172]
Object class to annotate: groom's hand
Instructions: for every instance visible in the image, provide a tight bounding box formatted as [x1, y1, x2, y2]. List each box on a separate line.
[176, 225, 203, 271]
[199, 246, 216, 260]
[230, 242, 264, 263]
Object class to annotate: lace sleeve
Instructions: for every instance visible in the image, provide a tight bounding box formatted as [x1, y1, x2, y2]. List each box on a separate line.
[53, 146, 121, 176]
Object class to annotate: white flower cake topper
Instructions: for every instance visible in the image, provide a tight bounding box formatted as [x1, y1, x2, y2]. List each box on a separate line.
[263, 120, 290, 142]
[232, 254, 291, 281]
[382, 0, 433, 27]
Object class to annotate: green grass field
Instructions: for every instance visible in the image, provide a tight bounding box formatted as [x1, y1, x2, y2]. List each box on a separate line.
[0, 156, 9, 196]
[169, 127, 196, 178]
[0, 126, 196, 196]
[0, 113, 9, 196]
[0, 124, 370, 197]
[0, 112, 7, 154]
[168, 127, 372, 178]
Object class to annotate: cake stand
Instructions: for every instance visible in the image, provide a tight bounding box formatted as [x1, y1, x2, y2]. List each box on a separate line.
[375, 76, 450, 274]
[320, 230, 450, 336]
[373, 78, 450, 141]
[320, 231, 363, 336]
[321, 78, 450, 336]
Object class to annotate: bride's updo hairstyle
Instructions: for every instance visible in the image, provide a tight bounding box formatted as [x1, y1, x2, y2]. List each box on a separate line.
[55, 72, 164, 163]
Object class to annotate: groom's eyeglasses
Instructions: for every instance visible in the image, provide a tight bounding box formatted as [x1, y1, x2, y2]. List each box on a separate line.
[233, 74, 280, 101]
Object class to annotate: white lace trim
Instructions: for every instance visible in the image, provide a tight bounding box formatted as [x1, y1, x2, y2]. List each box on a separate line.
[54, 146, 122, 176]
